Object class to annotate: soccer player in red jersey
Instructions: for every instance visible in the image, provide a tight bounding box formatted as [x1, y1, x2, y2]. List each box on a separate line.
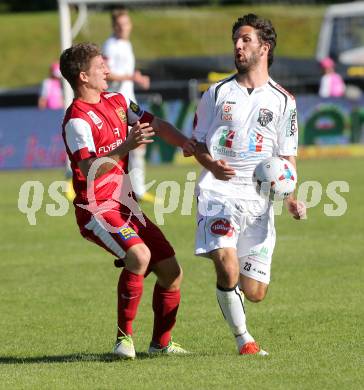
[60, 43, 193, 358]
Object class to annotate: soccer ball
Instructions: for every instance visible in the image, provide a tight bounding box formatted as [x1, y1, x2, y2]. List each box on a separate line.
[253, 157, 297, 200]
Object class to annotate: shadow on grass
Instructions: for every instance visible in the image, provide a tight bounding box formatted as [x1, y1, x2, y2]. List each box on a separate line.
[0, 352, 152, 364]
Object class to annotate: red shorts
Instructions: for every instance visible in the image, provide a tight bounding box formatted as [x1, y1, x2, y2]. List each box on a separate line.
[75, 203, 175, 266]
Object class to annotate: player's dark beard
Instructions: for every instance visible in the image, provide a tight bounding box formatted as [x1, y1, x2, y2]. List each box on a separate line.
[235, 51, 260, 74]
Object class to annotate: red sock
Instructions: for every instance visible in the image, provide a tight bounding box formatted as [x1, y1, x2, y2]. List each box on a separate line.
[152, 283, 181, 347]
[117, 269, 144, 337]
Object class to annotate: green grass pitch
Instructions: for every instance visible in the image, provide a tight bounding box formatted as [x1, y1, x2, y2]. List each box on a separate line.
[0, 158, 363, 389]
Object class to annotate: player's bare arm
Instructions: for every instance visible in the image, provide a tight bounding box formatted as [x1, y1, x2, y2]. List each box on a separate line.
[194, 142, 236, 181]
[280, 155, 306, 220]
[78, 121, 154, 179]
[182, 138, 197, 157]
[151, 117, 190, 148]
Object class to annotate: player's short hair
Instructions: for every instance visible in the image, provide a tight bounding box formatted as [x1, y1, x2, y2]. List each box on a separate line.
[111, 7, 129, 25]
[232, 14, 277, 68]
[59, 43, 101, 90]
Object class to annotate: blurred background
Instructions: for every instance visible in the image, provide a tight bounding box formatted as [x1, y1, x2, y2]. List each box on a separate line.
[0, 0, 364, 169]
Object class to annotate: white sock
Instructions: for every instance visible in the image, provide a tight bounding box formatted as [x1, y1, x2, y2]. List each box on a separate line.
[216, 285, 254, 350]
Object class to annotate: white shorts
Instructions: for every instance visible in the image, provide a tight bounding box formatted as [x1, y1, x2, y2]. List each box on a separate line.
[195, 191, 276, 284]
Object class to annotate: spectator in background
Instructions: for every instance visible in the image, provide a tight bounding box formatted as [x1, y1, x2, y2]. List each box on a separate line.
[38, 62, 64, 110]
[102, 8, 154, 204]
[319, 57, 346, 98]
[38, 62, 75, 200]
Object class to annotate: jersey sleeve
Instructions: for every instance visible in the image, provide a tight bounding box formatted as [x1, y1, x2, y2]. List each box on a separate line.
[64, 117, 97, 162]
[277, 97, 298, 156]
[126, 99, 154, 125]
[192, 88, 214, 143]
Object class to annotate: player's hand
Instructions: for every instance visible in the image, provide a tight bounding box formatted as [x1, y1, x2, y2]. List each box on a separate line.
[126, 121, 155, 150]
[182, 138, 197, 157]
[134, 70, 150, 90]
[211, 159, 236, 181]
[286, 198, 307, 220]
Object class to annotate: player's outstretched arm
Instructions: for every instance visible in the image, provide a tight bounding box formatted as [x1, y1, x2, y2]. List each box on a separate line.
[281, 155, 306, 220]
[194, 142, 235, 181]
[151, 117, 190, 148]
[78, 121, 154, 179]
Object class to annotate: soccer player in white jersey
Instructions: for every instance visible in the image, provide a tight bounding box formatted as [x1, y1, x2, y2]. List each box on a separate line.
[188, 14, 306, 355]
[103, 8, 153, 203]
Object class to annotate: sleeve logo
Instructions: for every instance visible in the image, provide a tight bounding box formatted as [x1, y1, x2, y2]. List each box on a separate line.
[286, 109, 297, 136]
[130, 101, 143, 116]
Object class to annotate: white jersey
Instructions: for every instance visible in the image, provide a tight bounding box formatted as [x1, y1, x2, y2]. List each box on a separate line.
[193, 76, 298, 200]
[102, 36, 136, 101]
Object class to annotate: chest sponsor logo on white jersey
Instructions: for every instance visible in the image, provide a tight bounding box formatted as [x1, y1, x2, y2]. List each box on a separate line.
[221, 101, 236, 121]
[223, 104, 232, 113]
[98, 139, 123, 154]
[213, 145, 269, 160]
[218, 129, 235, 148]
[221, 113, 233, 121]
[257, 108, 273, 127]
[248, 132, 264, 152]
[87, 111, 103, 129]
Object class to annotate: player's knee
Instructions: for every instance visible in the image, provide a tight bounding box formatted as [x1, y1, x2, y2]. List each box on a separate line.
[127, 244, 151, 273]
[137, 247, 151, 269]
[154, 257, 183, 290]
[244, 288, 267, 303]
[168, 264, 183, 290]
[216, 261, 239, 287]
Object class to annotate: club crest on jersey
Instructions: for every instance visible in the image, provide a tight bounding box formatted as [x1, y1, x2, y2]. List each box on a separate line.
[130, 101, 143, 116]
[210, 218, 234, 237]
[257, 108, 273, 127]
[116, 107, 127, 124]
[87, 111, 103, 129]
[219, 129, 235, 148]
